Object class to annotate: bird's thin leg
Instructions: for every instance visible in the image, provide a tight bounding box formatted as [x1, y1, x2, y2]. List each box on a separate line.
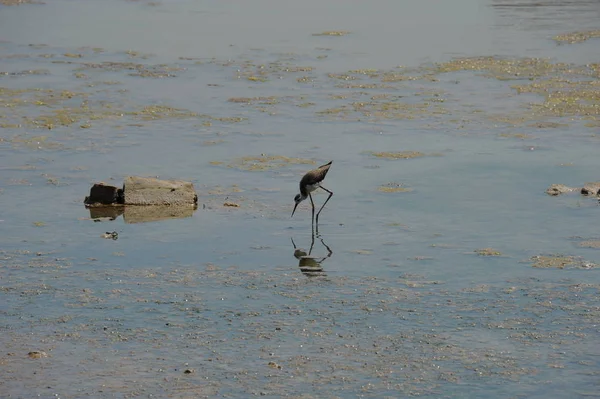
[319, 237, 333, 258]
[309, 192, 316, 225]
[317, 238, 333, 263]
[308, 229, 316, 256]
[315, 186, 334, 224]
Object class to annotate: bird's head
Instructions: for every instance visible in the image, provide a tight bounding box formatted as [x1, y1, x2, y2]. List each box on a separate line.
[291, 194, 305, 217]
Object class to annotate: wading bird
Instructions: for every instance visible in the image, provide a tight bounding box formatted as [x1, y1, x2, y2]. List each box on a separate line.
[291, 161, 333, 224]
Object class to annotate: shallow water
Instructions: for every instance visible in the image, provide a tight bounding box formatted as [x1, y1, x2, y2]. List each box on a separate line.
[1, 0, 600, 398]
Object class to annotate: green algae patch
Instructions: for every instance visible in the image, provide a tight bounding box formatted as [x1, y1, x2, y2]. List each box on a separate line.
[512, 76, 600, 120]
[284, 66, 314, 73]
[499, 133, 534, 139]
[327, 73, 358, 81]
[0, 84, 204, 130]
[223, 59, 318, 83]
[296, 76, 314, 83]
[130, 105, 198, 121]
[1, 0, 43, 4]
[386, 222, 409, 228]
[430, 56, 600, 126]
[227, 97, 278, 104]
[378, 183, 413, 193]
[312, 31, 351, 36]
[26, 105, 126, 130]
[10, 134, 65, 150]
[530, 254, 595, 269]
[0, 87, 124, 130]
[526, 122, 567, 129]
[349, 68, 379, 76]
[370, 151, 426, 160]
[0, 87, 84, 108]
[123, 50, 154, 59]
[475, 248, 502, 256]
[246, 75, 267, 82]
[437, 57, 595, 81]
[316, 106, 351, 118]
[206, 116, 247, 123]
[325, 68, 431, 86]
[360, 100, 447, 120]
[527, 86, 600, 119]
[531, 255, 575, 269]
[381, 71, 436, 82]
[77, 62, 184, 78]
[578, 240, 600, 249]
[227, 155, 315, 171]
[335, 83, 396, 89]
[0, 69, 50, 77]
[317, 98, 447, 121]
[27, 108, 85, 129]
[434, 57, 567, 79]
[554, 30, 600, 44]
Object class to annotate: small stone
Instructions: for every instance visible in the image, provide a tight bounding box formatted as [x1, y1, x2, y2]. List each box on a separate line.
[268, 361, 281, 369]
[102, 231, 118, 240]
[474, 248, 502, 256]
[28, 351, 48, 359]
[581, 182, 600, 196]
[545, 184, 575, 196]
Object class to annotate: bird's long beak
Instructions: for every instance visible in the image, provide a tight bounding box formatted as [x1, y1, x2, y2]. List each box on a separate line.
[291, 203, 299, 217]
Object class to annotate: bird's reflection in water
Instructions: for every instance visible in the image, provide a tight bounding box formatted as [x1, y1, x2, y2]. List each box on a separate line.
[291, 232, 332, 277]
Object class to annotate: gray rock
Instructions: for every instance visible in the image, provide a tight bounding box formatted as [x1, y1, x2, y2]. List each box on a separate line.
[581, 182, 600, 196]
[545, 184, 576, 196]
[123, 176, 198, 206]
[84, 183, 123, 206]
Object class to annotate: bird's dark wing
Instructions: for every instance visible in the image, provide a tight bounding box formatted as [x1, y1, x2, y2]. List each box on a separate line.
[316, 161, 332, 181]
[318, 161, 333, 169]
[299, 161, 333, 193]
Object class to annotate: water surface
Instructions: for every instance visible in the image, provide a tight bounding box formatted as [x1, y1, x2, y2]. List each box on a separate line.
[1, 0, 599, 397]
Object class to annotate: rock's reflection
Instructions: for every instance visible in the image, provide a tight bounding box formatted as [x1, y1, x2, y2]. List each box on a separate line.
[88, 205, 196, 224]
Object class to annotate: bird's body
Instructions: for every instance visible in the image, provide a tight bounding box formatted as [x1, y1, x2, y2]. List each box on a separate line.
[299, 161, 331, 195]
[292, 161, 334, 224]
